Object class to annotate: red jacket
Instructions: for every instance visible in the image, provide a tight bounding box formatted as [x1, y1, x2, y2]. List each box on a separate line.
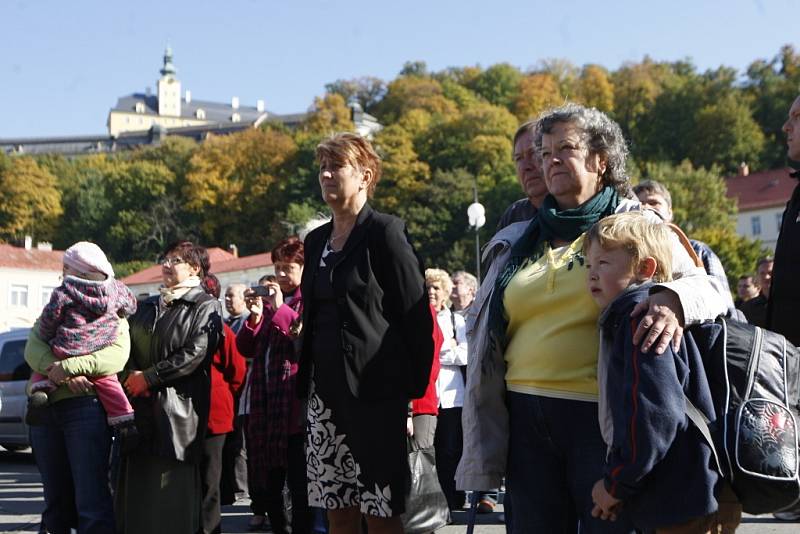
[208, 323, 247, 434]
[412, 305, 443, 416]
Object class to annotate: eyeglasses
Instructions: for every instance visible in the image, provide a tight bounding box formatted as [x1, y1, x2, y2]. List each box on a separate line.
[160, 257, 187, 268]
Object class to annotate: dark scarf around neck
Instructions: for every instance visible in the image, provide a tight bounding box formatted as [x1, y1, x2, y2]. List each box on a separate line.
[487, 186, 621, 350]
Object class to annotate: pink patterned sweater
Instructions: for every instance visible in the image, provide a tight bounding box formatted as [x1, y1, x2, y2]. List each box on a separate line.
[39, 276, 137, 357]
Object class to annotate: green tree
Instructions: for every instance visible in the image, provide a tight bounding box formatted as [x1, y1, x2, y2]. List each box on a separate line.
[423, 102, 517, 176]
[466, 63, 522, 108]
[373, 77, 458, 124]
[612, 58, 669, 138]
[639, 161, 735, 233]
[688, 94, 765, 174]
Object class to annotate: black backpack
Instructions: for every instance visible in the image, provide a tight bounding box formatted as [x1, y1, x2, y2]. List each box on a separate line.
[687, 317, 800, 515]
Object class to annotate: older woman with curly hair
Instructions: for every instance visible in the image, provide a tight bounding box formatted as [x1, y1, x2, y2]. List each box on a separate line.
[457, 104, 729, 533]
[299, 132, 434, 534]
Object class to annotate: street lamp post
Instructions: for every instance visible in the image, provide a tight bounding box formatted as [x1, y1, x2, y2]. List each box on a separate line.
[467, 184, 485, 284]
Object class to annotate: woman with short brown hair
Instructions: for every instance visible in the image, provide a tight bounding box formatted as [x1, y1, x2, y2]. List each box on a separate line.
[299, 132, 434, 533]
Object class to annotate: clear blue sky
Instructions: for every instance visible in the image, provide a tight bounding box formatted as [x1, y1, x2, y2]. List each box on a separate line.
[1, 0, 798, 138]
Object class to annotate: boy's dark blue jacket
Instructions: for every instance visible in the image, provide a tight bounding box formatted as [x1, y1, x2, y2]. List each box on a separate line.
[598, 283, 719, 529]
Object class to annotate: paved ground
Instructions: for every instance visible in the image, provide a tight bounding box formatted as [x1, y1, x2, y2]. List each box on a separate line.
[1, 446, 798, 533]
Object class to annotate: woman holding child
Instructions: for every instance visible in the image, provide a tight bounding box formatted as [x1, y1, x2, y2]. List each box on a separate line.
[116, 240, 223, 534]
[25, 241, 135, 534]
[457, 104, 731, 533]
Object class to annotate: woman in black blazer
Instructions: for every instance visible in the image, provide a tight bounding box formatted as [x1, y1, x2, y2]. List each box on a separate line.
[299, 132, 434, 534]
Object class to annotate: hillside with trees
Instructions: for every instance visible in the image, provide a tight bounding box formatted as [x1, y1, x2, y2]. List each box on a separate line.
[4, 45, 798, 284]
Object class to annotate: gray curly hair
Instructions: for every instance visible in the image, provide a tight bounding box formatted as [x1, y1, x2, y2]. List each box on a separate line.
[534, 103, 632, 198]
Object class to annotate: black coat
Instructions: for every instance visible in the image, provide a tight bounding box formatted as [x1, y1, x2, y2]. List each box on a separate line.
[768, 171, 800, 346]
[298, 203, 434, 401]
[127, 286, 223, 463]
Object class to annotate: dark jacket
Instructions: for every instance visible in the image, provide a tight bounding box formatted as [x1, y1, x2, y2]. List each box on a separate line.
[740, 293, 768, 328]
[599, 284, 718, 530]
[127, 286, 223, 463]
[768, 170, 800, 345]
[495, 198, 538, 232]
[298, 203, 434, 401]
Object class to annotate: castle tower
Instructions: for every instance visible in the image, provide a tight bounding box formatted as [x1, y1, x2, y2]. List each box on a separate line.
[157, 46, 181, 117]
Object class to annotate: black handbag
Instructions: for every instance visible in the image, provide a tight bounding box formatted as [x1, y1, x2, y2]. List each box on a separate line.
[401, 438, 450, 534]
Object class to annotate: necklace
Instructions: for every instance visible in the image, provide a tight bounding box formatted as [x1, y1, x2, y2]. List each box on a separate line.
[327, 224, 353, 251]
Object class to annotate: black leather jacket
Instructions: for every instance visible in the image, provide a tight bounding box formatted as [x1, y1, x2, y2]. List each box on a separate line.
[127, 286, 223, 463]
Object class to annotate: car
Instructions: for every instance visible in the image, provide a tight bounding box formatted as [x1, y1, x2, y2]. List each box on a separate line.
[0, 328, 31, 451]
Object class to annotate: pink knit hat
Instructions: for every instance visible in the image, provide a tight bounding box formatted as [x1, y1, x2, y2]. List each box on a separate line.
[63, 241, 115, 279]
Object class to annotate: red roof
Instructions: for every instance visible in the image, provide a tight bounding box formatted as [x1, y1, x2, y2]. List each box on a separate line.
[122, 247, 272, 285]
[0, 244, 64, 271]
[725, 168, 797, 211]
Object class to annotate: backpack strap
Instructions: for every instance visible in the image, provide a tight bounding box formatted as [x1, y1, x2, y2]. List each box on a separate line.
[667, 223, 703, 269]
[684, 395, 724, 476]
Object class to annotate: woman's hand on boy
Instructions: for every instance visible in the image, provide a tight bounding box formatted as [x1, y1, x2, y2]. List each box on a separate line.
[631, 289, 684, 354]
[591, 479, 622, 521]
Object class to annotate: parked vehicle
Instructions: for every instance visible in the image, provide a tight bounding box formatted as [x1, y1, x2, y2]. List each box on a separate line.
[0, 328, 31, 451]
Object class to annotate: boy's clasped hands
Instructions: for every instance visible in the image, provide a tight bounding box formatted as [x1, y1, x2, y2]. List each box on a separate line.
[591, 479, 622, 521]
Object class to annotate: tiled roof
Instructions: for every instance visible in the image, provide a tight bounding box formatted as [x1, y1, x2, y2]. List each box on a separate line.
[0, 244, 63, 271]
[121, 248, 272, 286]
[725, 168, 797, 211]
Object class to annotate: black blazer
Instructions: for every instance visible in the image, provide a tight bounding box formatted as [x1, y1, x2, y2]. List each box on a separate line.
[298, 203, 434, 401]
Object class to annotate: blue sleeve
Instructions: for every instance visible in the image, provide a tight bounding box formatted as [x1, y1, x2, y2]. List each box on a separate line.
[604, 317, 687, 501]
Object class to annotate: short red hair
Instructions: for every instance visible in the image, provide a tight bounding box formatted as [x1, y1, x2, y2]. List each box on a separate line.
[271, 236, 304, 266]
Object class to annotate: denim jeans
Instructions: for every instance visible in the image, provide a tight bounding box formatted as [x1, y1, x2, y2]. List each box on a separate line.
[506, 392, 635, 534]
[30, 395, 114, 534]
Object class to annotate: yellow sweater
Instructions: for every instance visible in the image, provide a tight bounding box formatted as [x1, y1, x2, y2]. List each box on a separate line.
[504, 234, 601, 402]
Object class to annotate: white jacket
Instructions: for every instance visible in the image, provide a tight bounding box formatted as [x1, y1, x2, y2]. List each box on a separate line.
[435, 308, 468, 408]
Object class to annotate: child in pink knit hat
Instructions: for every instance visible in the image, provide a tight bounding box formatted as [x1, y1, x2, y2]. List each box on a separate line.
[29, 241, 138, 435]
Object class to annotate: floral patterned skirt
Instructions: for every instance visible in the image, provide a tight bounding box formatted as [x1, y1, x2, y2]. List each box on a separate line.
[306, 381, 409, 517]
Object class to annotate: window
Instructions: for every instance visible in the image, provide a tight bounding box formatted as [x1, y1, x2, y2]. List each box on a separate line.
[0, 339, 30, 382]
[777, 211, 784, 232]
[196, 109, 206, 120]
[9, 285, 28, 307]
[135, 102, 145, 114]
[41, 287, 55, 307]
[231, 112, 241, 123]
[751, 216, 762, 236]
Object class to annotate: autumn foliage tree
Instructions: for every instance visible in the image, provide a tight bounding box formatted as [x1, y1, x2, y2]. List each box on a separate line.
[0, 156, 62, 242]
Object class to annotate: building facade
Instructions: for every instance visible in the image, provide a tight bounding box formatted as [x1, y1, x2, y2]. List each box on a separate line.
[0, 243, 63, 332]
[725, 167, 795, 250]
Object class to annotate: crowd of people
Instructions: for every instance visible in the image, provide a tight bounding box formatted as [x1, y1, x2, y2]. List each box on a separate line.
[20, 92, 800, 534]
